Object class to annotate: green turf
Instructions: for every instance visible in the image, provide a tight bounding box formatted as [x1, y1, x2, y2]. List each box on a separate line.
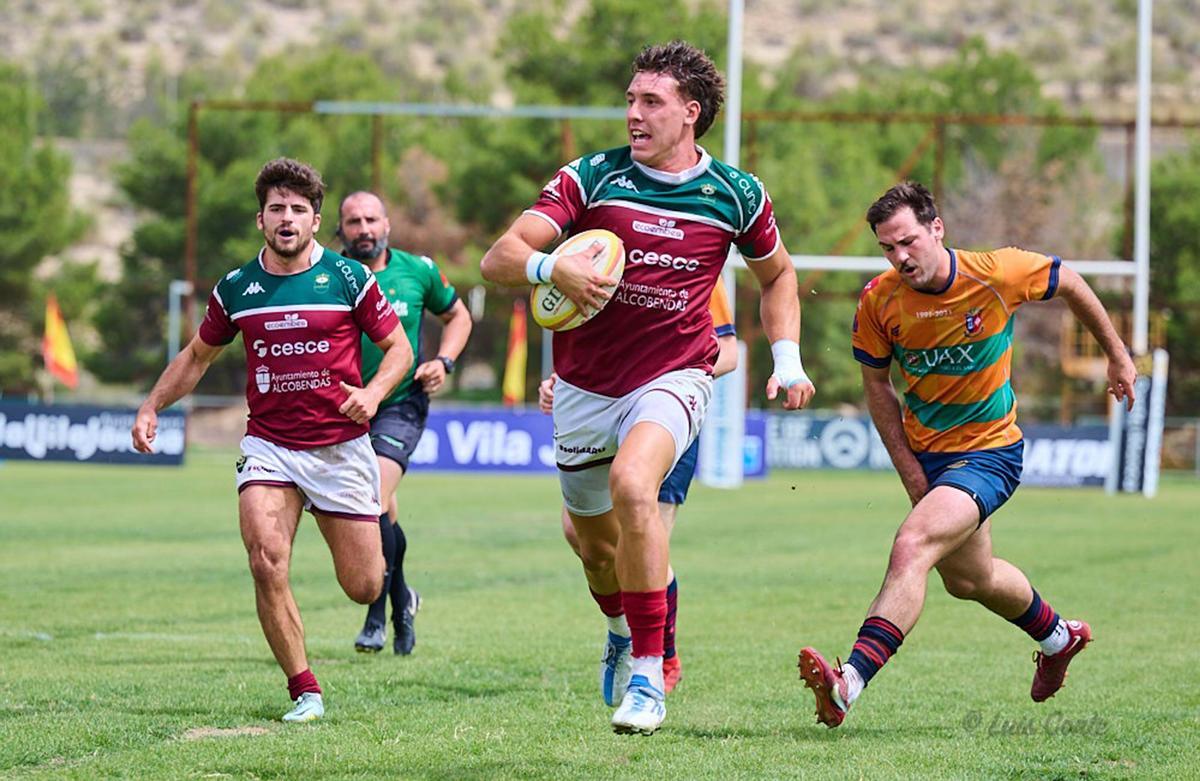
[1, 449, 1196, 779]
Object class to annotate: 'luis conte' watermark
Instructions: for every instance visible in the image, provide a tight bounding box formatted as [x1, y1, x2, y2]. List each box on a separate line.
[959, 709, 1109, 736]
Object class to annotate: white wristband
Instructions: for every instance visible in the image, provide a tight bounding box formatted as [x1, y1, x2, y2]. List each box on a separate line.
[770, 339, 810, 387]
[525, 251, 556, 285]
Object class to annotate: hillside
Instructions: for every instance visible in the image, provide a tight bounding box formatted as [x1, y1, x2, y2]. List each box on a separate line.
[12, 0, 1199, 280]
[4, 0, 1200, 131]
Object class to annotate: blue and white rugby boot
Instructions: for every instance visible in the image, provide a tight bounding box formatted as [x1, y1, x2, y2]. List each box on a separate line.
[600, 631, 633, 706]
[611, 674, 666, 735]
[282, 692, 324, 723]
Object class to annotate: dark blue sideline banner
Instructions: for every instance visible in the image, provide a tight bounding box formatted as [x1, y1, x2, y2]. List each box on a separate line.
[764, 411, 1113, 487]
[0, 402, 186, 465]
[408, 407, 767, 477]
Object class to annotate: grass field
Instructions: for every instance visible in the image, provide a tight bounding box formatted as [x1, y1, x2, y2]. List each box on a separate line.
[1, 448, 1197, 780]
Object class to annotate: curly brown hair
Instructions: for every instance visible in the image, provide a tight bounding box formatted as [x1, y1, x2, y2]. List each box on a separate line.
[254, 158, 326, 213]
[866, 181, 939, 233]
[633, 41, 725, 139]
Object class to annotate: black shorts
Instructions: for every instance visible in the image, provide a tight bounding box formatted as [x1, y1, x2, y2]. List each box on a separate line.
[369, 390, 430, 472]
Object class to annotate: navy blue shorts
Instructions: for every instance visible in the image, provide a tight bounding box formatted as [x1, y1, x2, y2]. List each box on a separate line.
[369, 390, 429, 473]
[915, 441, 1024, 523]
[658, 438, 700, 506]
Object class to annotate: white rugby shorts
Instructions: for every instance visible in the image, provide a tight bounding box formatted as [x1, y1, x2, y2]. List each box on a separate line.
[554, 368, 712, 517]
[235, 434, 381, 522]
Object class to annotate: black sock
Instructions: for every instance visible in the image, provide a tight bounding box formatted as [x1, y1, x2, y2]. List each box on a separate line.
[390, 522, 409, 618]
[365, 513, 394, 627]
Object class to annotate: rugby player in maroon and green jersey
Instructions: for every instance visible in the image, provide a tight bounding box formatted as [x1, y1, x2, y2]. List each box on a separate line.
[132, 158, 412, 723]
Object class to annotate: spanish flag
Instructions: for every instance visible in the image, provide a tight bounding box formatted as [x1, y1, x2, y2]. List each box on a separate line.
[43, 294, 79, 389]
[501, 299, 527, 406]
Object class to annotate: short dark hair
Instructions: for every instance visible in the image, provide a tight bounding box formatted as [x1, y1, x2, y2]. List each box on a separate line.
[866, 181, 939, 233]
[255, 158, 326, 213]
[633, 41, 725, 139]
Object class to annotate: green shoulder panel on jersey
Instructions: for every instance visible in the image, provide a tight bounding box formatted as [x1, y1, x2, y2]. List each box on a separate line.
[212, 247, 373, 317]
[566, 146, 635, 205]
[704, 158, 768, 234]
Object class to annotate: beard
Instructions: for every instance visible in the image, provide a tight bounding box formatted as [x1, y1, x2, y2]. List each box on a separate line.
[342, 234, 388, 261]
[265, 229, 311, 259]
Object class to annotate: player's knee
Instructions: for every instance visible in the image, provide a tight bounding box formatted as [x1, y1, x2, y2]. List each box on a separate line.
[608, 465, 657, 521]
[888, 530, 936, 574]
[343, 569, 383, 604]
[246, 543, 290, 586]
[576, 538, 616, 574]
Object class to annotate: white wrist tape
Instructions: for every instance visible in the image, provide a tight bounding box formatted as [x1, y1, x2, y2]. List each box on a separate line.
[525, 251, 557, 285]
[770, 339, 810, 387]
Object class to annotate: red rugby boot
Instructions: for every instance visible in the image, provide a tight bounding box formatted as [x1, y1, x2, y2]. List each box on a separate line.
[798, 647, 850, 728]
[663, 655, 682, 694]
[1031, 619, 1091, 702]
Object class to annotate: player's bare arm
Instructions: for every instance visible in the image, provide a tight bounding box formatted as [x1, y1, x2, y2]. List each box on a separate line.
[414, 298, 473, 393]
[747, 243, 816, 409]
[339, 325, 413, 425]
[861, 364, 928, 505]
[481, 214, 617, 312]
[713, 334, 738, 378]
[132, 334, 224, 453]
[1054, 266, 1137, 410]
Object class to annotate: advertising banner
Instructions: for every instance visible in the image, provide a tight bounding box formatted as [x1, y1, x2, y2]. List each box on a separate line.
[764, 411, 1114, 487]
[0, 402, 186, 466]
[409, 406, 767, 477]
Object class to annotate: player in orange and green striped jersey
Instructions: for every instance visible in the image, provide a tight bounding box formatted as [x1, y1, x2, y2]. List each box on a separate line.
[797, 181, 1137, 729]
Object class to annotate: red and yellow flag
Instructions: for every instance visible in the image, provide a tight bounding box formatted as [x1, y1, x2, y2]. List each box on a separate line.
[501, 299, 527, 406]
[43, 294, 79, 389]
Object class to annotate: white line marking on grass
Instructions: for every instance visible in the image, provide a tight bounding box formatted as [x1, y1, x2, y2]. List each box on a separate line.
[0, 629, 53, 641]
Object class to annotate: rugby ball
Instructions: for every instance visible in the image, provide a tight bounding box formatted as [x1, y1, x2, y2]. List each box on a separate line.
[530, 229, 625, 332]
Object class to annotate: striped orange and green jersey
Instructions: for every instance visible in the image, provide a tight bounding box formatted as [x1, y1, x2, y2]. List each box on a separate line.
[851, 247, 1062, 453]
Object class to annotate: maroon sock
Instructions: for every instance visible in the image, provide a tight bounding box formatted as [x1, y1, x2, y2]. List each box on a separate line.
[622, 589, 667, 658]
[287, 668, 322, 700]
[590, 587, 624, 618]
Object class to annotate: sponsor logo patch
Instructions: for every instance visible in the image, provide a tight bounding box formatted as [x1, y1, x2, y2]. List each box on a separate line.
[612, 175, 638, 192]
[632, 218, 684, 240]
[627, 249, 700, 272]
[335, 260, 360, 294]
[264, 313, 307, 331]
[251, 338, 331, 358]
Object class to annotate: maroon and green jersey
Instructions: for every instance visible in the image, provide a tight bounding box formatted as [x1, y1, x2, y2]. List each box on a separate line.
[198, 242, 400, 449]
[527, 145, 780, 397]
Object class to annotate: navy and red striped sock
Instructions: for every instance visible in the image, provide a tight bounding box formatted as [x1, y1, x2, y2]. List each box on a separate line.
[286, 668, 321, 700]
[846, 616, 905, 685]
[663, 576, 678, 660]
[622, 589, 667, 658]
[1009, 589, 1061, 642]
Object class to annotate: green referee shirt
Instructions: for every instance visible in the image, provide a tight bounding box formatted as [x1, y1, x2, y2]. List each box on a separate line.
[359, 247, 458, 405]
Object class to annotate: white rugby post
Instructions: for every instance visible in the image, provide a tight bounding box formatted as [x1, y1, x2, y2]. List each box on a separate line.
[1132, 0, 1152, 355]
[167, 279, 193, 361]
[699, 0, 748, 489]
